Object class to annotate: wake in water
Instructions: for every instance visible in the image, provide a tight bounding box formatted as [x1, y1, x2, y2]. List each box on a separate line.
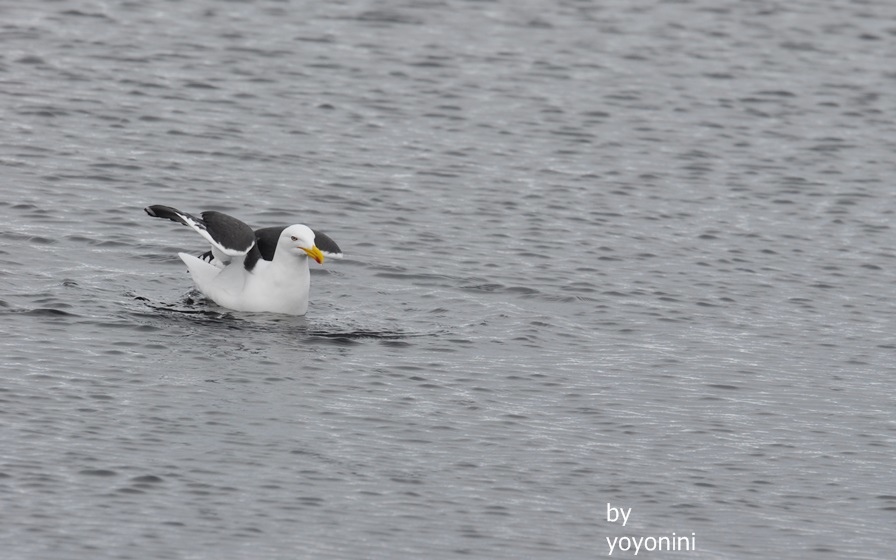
[132, 293, 431, 342]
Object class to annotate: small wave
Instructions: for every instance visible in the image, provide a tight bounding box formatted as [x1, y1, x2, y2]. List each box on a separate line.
[134, 294, 434, 343]
[305, 327, 421, 344]
[12, 307, 79, 318]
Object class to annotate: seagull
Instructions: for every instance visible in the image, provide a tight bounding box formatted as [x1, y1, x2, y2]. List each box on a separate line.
[145, 205, 342, 315]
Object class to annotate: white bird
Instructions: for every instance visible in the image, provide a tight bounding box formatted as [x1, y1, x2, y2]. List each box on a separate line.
[145, 205, 342, 315]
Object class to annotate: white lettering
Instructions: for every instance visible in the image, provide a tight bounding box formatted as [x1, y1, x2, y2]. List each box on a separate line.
[606, 503, 631, 526]
[607, 503, 619, 523]
[607, 536, 617, 556]
[606, 533, 697, 554]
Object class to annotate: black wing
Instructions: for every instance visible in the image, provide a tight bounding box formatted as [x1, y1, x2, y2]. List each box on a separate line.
[200, 211, 257, 254]
[146, 205, 262, 270]
[312, 230, 342, 258]
[145, 205, 256, 256]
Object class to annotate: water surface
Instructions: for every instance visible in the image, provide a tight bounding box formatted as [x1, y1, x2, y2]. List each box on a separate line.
[1, 1, 894, 558]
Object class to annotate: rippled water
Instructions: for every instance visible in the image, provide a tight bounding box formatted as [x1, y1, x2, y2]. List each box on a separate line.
[2, 1, 895, 558]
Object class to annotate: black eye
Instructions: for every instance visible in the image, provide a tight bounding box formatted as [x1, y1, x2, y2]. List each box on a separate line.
[290, 236, 298, 241]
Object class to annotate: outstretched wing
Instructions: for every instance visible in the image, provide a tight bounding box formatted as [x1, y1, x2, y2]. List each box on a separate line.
[312, 230, 343, 259]
[145, 205, 258, 267]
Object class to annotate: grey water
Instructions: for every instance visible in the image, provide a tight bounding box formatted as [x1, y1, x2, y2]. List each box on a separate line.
[1, 1, 894, 558]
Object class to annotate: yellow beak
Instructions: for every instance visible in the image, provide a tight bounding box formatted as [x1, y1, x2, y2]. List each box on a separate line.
[302, 245, 325, 264]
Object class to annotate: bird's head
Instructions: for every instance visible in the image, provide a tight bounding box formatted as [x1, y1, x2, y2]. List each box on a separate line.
[280, 224, 324, 264]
